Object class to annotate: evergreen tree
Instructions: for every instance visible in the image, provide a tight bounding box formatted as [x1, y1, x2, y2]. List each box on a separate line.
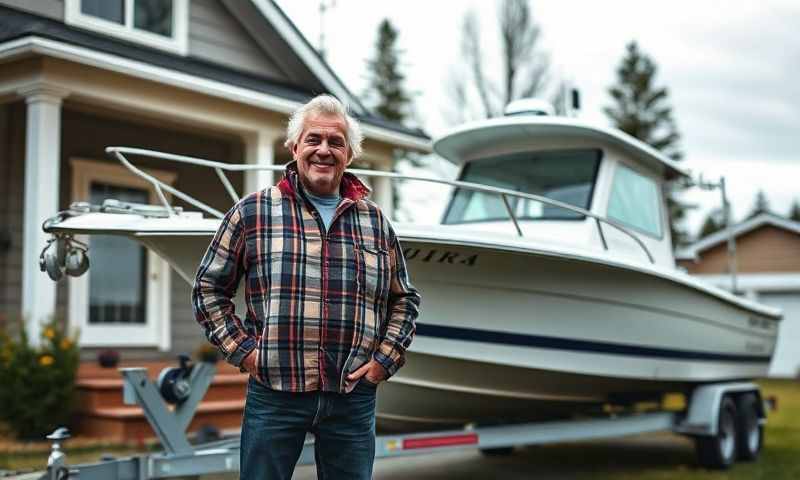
[363, 19, 411, 122]
[362, 19, 418, 219]
[789, 199, 800, 222]
[746, 190, 771, 219]
[698, 209, 726, 238]
[604, 41, 688, 247]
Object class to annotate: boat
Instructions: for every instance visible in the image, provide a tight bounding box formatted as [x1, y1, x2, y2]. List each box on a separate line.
[40, 100, 781, 431]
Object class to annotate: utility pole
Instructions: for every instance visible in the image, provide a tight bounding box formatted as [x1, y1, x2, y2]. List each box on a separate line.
[720, 177, 738, 293]
[696, 176, 738, 292]
[318, 0, 336, 59]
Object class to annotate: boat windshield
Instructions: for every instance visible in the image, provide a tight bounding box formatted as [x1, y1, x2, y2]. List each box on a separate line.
[442, 149, 601, 224]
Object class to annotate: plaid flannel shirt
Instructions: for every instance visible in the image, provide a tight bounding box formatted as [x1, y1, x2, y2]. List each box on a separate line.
[192, 162, 420, 393]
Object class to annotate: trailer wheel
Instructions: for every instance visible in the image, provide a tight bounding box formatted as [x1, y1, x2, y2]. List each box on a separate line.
[735, 393, 762, 461]
[479, 447, 514, 456]
[695, 396, 738, 469]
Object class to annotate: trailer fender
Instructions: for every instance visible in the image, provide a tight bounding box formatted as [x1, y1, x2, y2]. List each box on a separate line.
[675, 382, 764, 436]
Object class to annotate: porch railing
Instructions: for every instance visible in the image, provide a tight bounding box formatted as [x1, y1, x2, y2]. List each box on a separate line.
[105, 146, 655, 264]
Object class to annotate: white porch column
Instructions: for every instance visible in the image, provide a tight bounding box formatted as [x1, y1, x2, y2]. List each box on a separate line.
[244, 130, 280, 195]
[19, 85, 68, 345]
[370, 161, 395, 219]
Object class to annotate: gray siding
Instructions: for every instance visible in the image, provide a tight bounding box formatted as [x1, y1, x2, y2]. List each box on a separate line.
[60, 106, 244, 359]
[189, 0, 288, 81]
[0, 0, 290, 84]
[0, 102, 25, 329]
[0, 0, 64, 20]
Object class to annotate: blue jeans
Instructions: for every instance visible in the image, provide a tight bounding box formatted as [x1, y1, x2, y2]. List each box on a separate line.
[240, 376, 377, 480]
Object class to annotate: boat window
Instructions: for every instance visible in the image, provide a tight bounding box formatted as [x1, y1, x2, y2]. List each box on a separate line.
[442, 149, 601, 224]
[607, 164, 663, 238]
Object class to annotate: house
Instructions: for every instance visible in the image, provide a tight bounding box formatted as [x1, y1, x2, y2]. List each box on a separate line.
[677, 213, 800, 377]
[0, 0, 430, 359]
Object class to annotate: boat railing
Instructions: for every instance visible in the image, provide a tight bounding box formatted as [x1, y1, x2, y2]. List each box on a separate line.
[105, 146, 655, 264]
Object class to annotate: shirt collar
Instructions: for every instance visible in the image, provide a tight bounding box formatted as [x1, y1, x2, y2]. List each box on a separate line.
[277, 160, 371, 202]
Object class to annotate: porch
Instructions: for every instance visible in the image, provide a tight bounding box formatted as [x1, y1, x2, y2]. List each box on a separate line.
[0, 53, 398, 358]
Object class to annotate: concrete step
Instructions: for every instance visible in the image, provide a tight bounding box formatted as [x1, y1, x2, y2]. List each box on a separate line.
[75, 373, 247, 412]
[74, 399, 245, 440]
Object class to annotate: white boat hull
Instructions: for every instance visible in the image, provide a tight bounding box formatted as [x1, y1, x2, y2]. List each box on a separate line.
[46, 215, 779, 429]
[374, 238, 777, 429]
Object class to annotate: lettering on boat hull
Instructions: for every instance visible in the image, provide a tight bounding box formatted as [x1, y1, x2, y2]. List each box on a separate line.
[403, 248, 478, 267]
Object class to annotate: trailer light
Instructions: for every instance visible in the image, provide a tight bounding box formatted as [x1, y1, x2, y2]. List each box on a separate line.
[402, 433, 479, 450]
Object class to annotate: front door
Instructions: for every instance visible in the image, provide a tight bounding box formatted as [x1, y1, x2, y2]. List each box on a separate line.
[69, 158, 175, 350]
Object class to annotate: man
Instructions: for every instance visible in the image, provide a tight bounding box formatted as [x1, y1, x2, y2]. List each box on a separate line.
[192, 94, 421, 480]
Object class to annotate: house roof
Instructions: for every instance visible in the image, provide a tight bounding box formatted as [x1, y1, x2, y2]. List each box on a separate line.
[0, 3, 430, 145]
[678, 212, 800, 260]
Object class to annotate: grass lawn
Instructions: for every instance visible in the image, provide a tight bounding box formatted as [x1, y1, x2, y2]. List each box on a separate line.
[0, 436, 158, 474]
[531, 378, 800, 480]
[1, 379, 798, 478]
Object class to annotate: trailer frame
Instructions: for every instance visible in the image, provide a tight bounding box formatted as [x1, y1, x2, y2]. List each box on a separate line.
[34, 361, 766, 479]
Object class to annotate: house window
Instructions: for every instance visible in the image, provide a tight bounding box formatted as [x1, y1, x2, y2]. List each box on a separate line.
[81, 0, 125, 24]
[65, 0, 188, 55]
[88, 183, 149, 325]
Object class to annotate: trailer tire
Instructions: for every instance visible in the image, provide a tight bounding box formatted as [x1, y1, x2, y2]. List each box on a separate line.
[695, 396, 737, 470]
[479, 447, 514, 456]
[735, 393, 762, 462]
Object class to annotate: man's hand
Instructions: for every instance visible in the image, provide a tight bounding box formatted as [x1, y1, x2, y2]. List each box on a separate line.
[347, 359, 387, 385]
[241, 350, 257, 375]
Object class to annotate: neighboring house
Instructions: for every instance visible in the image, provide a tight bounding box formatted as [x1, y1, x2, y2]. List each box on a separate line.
[677, 213, 800, 377]
[0, 0, 431, 359]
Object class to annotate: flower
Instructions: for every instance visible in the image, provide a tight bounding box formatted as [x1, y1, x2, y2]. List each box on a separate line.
[60, 338, 73, 350]
[43, 327, 56, 339]
[39, 354, 55, 366]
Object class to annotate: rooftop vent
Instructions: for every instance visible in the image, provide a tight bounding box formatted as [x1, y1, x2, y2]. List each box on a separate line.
[504, 98, 555, 117]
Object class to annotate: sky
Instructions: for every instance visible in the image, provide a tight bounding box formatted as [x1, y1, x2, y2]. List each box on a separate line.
[275, 0, 800, 237]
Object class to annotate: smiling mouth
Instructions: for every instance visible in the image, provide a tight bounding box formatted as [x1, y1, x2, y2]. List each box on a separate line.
[310, 160, 335, 168]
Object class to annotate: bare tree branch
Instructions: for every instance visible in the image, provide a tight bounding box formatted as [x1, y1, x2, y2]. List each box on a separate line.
[446, 0, 551, 125]
[462, 12, 497, 118]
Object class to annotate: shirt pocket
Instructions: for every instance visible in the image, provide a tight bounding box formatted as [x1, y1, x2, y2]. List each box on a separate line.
[358, 244, 390, 303]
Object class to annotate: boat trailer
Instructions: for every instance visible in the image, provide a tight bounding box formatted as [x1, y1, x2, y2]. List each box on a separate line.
[31, 358, 766, 479]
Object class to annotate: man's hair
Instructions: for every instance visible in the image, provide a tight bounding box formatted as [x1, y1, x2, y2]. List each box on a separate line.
[284, 94, 364, 159]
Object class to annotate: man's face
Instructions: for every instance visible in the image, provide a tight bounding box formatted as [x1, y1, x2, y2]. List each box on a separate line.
[292, 113, 352, 196]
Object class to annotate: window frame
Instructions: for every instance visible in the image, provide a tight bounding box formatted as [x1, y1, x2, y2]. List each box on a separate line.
[606, 162, 665, 240]
[64, 0, 189, 56]
[69, 158, 177, 350]
[442, 148, 603, 225]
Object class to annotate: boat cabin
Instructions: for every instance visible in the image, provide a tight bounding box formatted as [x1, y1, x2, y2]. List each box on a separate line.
[433, 100, 690, 268]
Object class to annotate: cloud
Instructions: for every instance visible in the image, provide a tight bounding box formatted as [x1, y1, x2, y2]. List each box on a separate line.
[276, 0, 800, 238]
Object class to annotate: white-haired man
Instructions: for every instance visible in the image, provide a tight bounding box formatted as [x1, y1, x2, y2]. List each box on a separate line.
[192, 94, 421, 479]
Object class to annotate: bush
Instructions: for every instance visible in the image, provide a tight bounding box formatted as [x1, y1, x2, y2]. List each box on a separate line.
[0, 318, 80, 440]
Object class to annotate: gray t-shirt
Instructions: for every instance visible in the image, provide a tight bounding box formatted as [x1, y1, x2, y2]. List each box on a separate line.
[305, 190, 341, 232]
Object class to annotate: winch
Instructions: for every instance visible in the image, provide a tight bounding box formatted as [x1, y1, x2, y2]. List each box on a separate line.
[157, 354, 194, 405]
